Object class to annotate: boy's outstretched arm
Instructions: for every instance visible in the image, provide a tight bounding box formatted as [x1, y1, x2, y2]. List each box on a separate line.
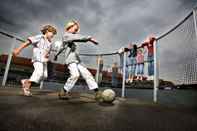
[64, 33, 99, 45]
[13, 40, 31, 56]
[64, 33, 91, 42]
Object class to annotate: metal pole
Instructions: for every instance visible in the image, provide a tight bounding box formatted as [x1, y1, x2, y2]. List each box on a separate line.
[153, 40, 159, 103]
[193, 8, 197, 86]
[2, 38, 16, 87]
[96, 55, 100, 83]
[121, 51, 127, 98]
[193, 9, 197, 41]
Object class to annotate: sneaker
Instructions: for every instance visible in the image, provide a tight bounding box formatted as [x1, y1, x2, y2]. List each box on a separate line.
[95, 91, 103, 102]
[58, 88, 71, 100]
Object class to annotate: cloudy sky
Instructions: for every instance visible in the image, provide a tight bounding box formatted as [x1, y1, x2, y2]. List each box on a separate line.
[0, 0, 196, 52]
[0, 0, 197, 83]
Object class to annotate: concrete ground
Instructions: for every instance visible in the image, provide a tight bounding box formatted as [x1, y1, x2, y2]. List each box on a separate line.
[0, 87, 197, 131]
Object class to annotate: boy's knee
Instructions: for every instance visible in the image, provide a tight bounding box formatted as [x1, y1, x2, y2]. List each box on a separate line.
[43, 75, 48, 80]
[71, 73, 80, 80]
[37, 71, 44, 77]
[86, 73, 94, 80]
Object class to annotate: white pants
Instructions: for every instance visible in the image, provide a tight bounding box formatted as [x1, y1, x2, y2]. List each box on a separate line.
[29, 62, 48, 83]
[64, 63, 98, 92]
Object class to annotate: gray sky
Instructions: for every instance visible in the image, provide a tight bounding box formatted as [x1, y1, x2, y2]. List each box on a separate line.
[0, 0, 196, 52]
[0, 0, 197, 83]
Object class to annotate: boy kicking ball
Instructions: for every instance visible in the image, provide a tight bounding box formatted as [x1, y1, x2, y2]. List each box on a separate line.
[13, 25, 57, 96]
[54, 20, 102, 101]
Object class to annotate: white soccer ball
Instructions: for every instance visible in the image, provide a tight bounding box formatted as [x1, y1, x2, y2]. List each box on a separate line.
[102, 89, 116, 103]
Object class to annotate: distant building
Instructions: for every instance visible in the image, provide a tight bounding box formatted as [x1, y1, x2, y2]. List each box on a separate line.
[0, 54, 121, 84]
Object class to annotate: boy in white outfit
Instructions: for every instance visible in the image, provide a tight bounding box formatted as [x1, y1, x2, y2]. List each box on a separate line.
[13, 25, 57, 96]
[54, 20, 102, 100]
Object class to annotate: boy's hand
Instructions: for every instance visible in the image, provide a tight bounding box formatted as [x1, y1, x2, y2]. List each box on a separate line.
[54, 55, 58, 61]
[44, 51, 50, 58]
[90, 38, 99, 45]
[13, 48, 21, 56]
[12, 41, 31, 57]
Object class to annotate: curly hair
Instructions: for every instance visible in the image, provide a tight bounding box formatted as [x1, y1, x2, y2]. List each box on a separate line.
[41, 25, 57, 35]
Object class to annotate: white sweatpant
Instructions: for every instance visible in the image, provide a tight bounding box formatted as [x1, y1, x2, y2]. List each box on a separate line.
[64, 63, 98, 92]
[29, 62, 48, 83]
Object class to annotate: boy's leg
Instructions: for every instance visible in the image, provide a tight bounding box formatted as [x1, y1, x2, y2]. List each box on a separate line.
[21, 62, 44, 96]
[131, 65, 135, 82]
[136, 64, 140, 79]
[140, 64, 144, 80]
[150, 61, 154, 76]
[29, 62, 44, 84]
[77, 64, 102, 101]
[148, 55, 154, 76]
[77, 64, 98, 90]
[43, 63, 48, 80]
[21, 79, 32, 96]
[63, 63, 80, 92]
[59, 63, 80, 99]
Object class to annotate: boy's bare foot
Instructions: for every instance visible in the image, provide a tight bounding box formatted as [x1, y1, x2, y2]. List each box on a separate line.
[21, 79, 32, 97]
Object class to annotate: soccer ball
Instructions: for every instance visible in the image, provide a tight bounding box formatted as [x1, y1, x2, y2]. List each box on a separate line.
[102, 89, 116, 103]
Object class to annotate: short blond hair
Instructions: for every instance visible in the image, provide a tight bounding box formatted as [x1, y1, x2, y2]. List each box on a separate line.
[65, 20, 80, 32]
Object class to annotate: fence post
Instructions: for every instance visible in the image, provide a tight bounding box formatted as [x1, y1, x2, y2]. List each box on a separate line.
[153, 40, 159, 103]
[193, 8, 197, 41]
[193, 9, 197, 86]
[96, 55, 100, 83]
[2, 38, 16, 87]
[121, 51, 127, 98]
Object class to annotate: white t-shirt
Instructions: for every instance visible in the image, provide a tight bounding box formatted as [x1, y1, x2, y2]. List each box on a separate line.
[28, 35, 52, 63]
